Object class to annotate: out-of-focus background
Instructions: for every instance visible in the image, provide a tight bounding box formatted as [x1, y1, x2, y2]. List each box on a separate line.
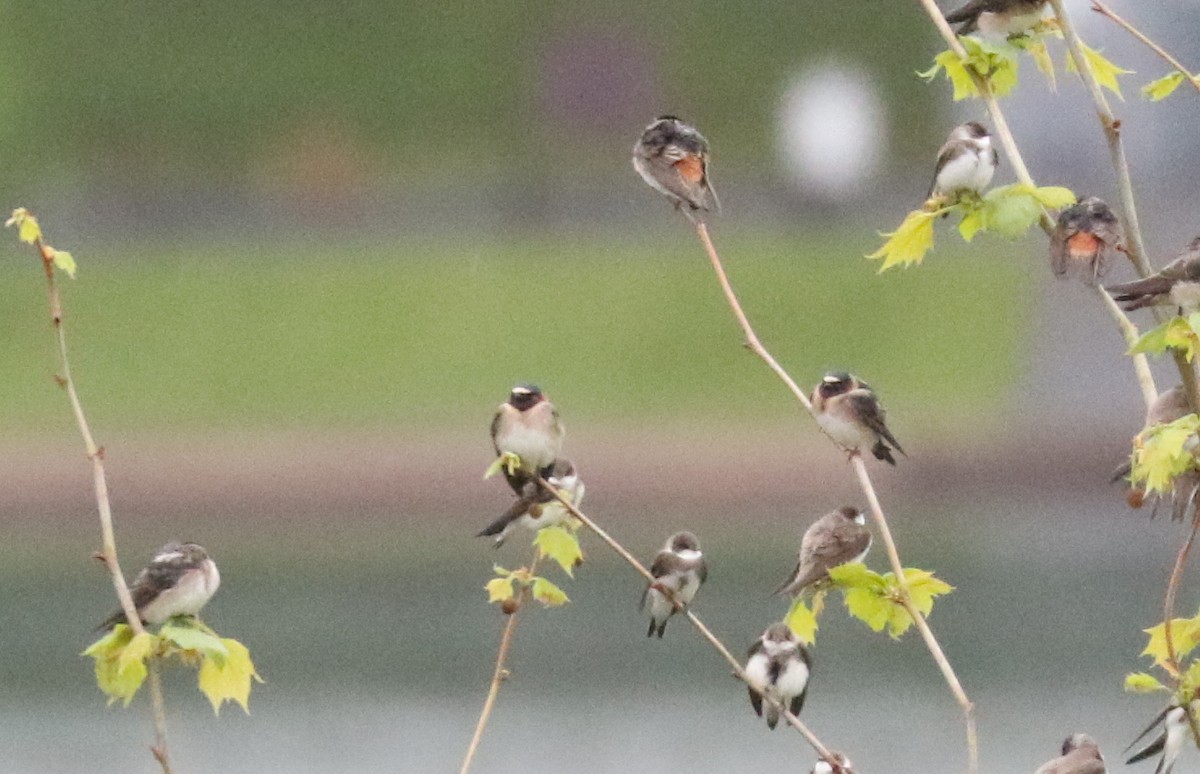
[1, 1, 1199, 772]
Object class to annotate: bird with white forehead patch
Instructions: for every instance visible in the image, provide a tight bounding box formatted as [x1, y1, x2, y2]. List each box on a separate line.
[811, 372, 904, 465]
[490, 384, 564, 494]
[99, 542, 220, 629]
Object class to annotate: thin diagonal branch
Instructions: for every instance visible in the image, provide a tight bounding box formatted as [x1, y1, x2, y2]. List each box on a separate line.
[1095, 287, 1157, 409]
[1091, 1, 1200, 96]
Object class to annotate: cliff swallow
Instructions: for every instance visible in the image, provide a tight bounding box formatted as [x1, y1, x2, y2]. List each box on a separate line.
[99, 542, 220, 629]
[1050, 197, 1122, 284]
[775, 507, 872, 597]
[812, 372, 905, 465]
[632, 116, 720, 218]
[811, 752, 856, 774]
[1034, 733, 1106, 774]
[477, 459, 584, 546]
[928, 121, 998, 201]
[1126, 703, 1193, 774]
[944, 0, 1049, 37]
[1107, 237, 1200, 313]
[641, 531, 708, 638]
[490, 385, 564, 493]
[1113, 385, 1200, 521]
[745, 622, 811, 730]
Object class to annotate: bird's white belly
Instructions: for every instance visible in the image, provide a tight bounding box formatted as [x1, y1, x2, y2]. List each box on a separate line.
[1170, 281, 1200, 310]
[775, 659, 809, 700]
[937, 151, 993, 195]
[816, 412, 873, 452]
[646, 587, 675, 621]
[498, 426, 556, 471]
[744, 653, 770, 691]
[142, 563, 220, 624]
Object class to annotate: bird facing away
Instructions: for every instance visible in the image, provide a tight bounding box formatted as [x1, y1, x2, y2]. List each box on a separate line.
[928, 121, 998, 201]
[1034, 733, 1106, 774]
[99, 542, 220, 630]
[1106, 237, 1200, 313]
[811, 372, 905, 465]
[775, 506, 872, 597]
[745, 622, 811, 730]
[1126, 704, 1192, 774]
[944, 0, 1049, 37]
[490, 384, 565, 494]
[641, 531, 708, 638]
[1049, 197, 1122, 285]
[632, 115, 720, 217]
[477, 459, 584, 546]
[1112, 386, 1200, 522]
[811, 752, 856, 774]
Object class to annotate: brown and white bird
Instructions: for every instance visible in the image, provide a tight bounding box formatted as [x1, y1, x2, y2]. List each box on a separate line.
[928, 121, 998, 201]
[775, 507, 872, 597]
[1034, 733, 1106, 774]
[811, 753, 856, 774]
[477, 459, 584, 546]
[812, 372, 905, 465]
[1049, 197, 1122, 284]
[641, 531, 708, 638]
[632, 116, 720, 218]
[1112, 386, 1200, 522]
[944, 0, 1049, 37]
[99, 542, 220, 629]
[490, 385, 564, 494]
[1107, 237, 1200, 313]
[745, 622, 811, 730]
[1126, 704, 1193, 774]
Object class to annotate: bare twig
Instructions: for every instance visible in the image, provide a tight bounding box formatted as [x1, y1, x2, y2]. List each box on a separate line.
[1162, 514, 1200, 745]
[147, 663, 174, 774]
[537, 478, 847, 771]
[1091, 1, 1200, 96]
[1095, 287, 1157, 409]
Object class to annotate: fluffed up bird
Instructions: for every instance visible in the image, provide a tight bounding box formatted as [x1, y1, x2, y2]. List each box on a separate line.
[490, 384, 564, 494]
[928, 121, 998, 202]
[812, 372, 905, 465]
[775, 506, 872, 597]
[477, 459, 584, 546]
[641, 531, 708, 638]
[944, 0, 1049, 37]
[632, 116, 720, 218]
[99, 542, 220, 630]
[1106, 237, 1200, 313]
[1112, 385, 1200, 522]
[1049, 197, 1122, 285]
[1126, 703, 1194, 774]
[1034, 733, 1106, 774]
[745, 622, 811, 730]
[811, 752, 856, 774]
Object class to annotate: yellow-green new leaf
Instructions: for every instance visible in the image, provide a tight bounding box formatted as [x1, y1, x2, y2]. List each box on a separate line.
[1032, 186, 1077, 210]
[530, 577, 569, 607]
[82, 625, 151, 706]
[829, 562, 886, 592]
[160, 620, 230, 665]
[48, 248, 77, 279]
[867, 210, 937, 271]
[1181, 660, 1200, 696]
[1142, 616, 1200, 671]
[981, 185, 1042, 238]
[1132, 414, 1200, 494]
[533, 524, 583, 577]
[904, 568, 955, 617]
[843, 586, 893, 633]
[5, 208, 43, 244]
[485, 575, 515, 604]
[1066, 42, 1132, 99]
[1024, 38, 1056, 89]
[958, 206, 986, 242]
[483, 451, 521, 481]
[785, 598, 819, 645]
[197, 637, 263, 715]
[1130, 317, 1199, 362]
[920, 50, 980, 101]
[1125, 672, 1168, 694]
[1143, 71, 1187, 101]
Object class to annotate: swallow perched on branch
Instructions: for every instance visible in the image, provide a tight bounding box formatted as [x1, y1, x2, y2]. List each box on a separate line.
[745, 622, 811, 730]
[775, 507, 872, 597]
[632, 116, 720, 218]
[490, 385, 564, 493]
[1112, 385, 1200, 521]
[1126, 703, 1193, 774]
[1049, 197, 1122, 285]
[99, 542, 220, 629]
[641, 531, 707, 638]
[812, 372, 905, 465]
[477, 459, 584, 546]
[944, 0, 1049, 37]
[928, 121, 998, 201]
[1034, 733, 1106, 774]
[1106, 237, 1200, 313]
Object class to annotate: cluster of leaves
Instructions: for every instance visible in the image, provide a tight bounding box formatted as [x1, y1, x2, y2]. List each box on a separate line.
[1127, 414, 1200, 496]
[82, 616, 262, 714]
[5, 208, 77, 277]
[784, 564, 954, 644]
[868, 185, 1075, 271]
[1130, 315, 1200, 364]
[485, 564, 570, 610]
[1125, 610, 1200, 706]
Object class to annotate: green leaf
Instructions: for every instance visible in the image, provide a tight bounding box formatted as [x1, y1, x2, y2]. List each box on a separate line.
[920, 39, 1020, 101]
[1032, 186, 1077, 210]
[532, 524, 583, 577]
[48, 248, 77, 279]
[867, 210, 937, 271]
[82, 625, 151, 706]
[981, 184, 1043, 238]
[197, 637, 263, 715]
[160, 620, 230, 666]
[1131, 414, 1200, 495]
[1142, 616, 1200, 671]
[1143, 71, 1187, 101]
[1125, 671, 1168, 694]
[785, 597, 820, 645]
[920, 50, 981, 101]
[485, 575, 515, 604]
[958, 206, 986, 242]
[1130, 317, 1200, 362]
[530, 576, 569, 607]
[1023, 38, 1056, 90]
[828, 562, 886, 592]
[483, 451, 521, 480]
[5, 208, 42, 244]
[843, 585, 893, 634]
[1066, 42, 1132, 99]
[1180, 660, 1200, 696]
[904, 568, 955, 616]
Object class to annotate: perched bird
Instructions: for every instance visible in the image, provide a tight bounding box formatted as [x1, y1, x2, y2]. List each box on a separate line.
[745, 622, 811, 730]
[775, 506, 872, 597]
[811, 372, 905, 465]
[490, 385, 564, 494]
[1107, 237, 1200, 313]
[1112, 385, 1200, 522]
[928, 121, 998, 201]
[99, 542, 220, 629]
[944, 0, 1049, 37]
[1035, 733, 1106, 774]
[632, 116, 720, 217]
[477, 459, 584, 546]
[1049, 197, 1122, 285]
[811, 752, 856, 774]
[641, 531, 708, 638]
[1126, 703, 1193, 774]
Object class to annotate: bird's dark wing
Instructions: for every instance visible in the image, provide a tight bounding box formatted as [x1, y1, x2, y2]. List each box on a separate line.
[695, 556, 709, 585]
[489, 408, 502, 456]
[848, 392, 904, 454]
[476, 497, 533, 538]
[648, 550, 675, 580]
